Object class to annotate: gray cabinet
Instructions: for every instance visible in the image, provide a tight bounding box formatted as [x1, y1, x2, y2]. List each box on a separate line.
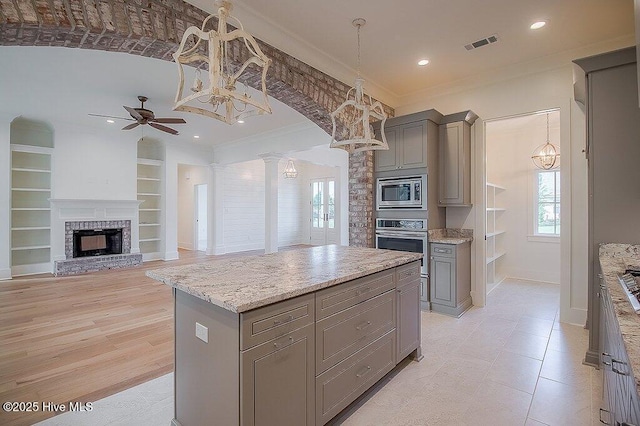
[173, 261, 422, 426]
[438, 112, 477, 207]
[241, 324, 315, 426]
[396, 262, 422, 360]
[373, 110, 443, 173]
[599, 272, 640, 426]
[375, 121, 428, 172]
[430, 242, 471, 317]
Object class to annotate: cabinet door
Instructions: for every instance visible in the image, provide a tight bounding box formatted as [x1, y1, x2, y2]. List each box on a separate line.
[430, 256, 456, 307]
[399, 122, 427, 169]
[241, 324, 314, 426]
[374, 126, 398, 172]
[397, 279, 421, 360]
[439, 121, 471, 206]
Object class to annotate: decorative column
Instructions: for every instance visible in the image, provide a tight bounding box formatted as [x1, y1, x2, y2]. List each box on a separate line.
[348, 151, 375, 248]
[207, 163, 226, 255]
[260, 154, 282, 254]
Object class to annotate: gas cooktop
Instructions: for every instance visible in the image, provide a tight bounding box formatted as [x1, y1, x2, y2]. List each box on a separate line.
[618, 268, 640, 313]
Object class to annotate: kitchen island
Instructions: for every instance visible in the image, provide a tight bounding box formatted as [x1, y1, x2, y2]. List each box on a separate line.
[147, 245, 423, 426]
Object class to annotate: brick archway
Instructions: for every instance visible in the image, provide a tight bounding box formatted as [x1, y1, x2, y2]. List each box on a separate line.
[0, 0, 390, 247]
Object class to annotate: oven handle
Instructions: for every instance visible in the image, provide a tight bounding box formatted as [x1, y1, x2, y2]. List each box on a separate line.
[375, 231, 428, 239]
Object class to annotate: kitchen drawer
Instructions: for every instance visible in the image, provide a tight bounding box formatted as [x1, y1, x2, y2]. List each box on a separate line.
[430, 243, 455, 258]
[316, 290, 395, 374]
[315, 269, 395, 320]
[315, 330, 396, 425]
[240, 293, 314, 350]
[396, 261, 421, 287]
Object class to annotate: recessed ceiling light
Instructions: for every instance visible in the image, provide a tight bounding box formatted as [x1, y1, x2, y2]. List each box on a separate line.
[237, 119, 245, 124]
[106, 119, 115, 124]
[530, 21, 546, 30]
[417, 59, 429, 66]
[193, 135, 200, 139]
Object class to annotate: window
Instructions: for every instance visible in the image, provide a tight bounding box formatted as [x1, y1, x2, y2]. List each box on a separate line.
[535, 170, 560, 236]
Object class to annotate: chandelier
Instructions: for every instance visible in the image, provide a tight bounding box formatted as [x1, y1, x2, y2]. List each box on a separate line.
[330, 18, 388, 153]
[283, 160, 298, 179]
[173, 0, 272, 124]
[531, 112, 560, 170]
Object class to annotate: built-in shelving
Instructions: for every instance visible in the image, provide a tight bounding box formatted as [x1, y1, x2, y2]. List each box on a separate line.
[10, 121, 54, 276]
[486, 182, 506, 294]
[137, 138, 165, 262]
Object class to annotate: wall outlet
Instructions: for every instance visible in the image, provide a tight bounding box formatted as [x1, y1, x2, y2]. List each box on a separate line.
[195, 322, 208, 343]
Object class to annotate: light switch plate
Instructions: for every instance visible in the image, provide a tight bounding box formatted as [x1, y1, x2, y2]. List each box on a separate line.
[195, 322, 208, 343]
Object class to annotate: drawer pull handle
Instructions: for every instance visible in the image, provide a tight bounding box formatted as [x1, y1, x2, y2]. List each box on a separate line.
[599, 408, 610, 425]
[356, 287, 371, 296]
[404, 271, 415, 276]
[273, 315, 293, 326]
[273, 336, 294, 349]
[612, 366, 626, 375]
[355, 365, 372, 378]
[356, 321, 372, 331]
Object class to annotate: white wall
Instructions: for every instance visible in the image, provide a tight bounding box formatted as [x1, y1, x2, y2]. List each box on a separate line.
[486, 112, 561, 284]
[177, 164, 208, 250]
[397, 65, 587, 325]
[278, 161, 306, 247]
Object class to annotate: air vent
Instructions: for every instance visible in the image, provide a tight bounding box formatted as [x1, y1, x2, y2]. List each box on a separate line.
[464, 34, 499, 51]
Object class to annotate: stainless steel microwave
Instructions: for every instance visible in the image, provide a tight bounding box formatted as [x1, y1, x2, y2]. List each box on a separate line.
[376, 175, 427, 210]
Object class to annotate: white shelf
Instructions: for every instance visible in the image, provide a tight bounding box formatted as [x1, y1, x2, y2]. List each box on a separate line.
[137, 177, 161, 182]
[140, 238, 161, 242]
[140, 223, 161, 227]
[12, 245, 51, 251]
[12, 188, 51, 192]
[12, 208, 51, 211]
[486, 207, 506, 212]
[12, 167, 51, 173]
[486, 182, 506, 190]
[139, 208, 161, 212]
[12, 226, 51, 231]
[137, 158, 163, 166]
[486, 252, 506, 264]
[138, 192, 161, 196]
[486, 231, 506, 238]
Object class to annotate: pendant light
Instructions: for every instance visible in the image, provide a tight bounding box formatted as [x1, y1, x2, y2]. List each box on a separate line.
[173, 0, 272, 125]
[283, 160, 298, 179]
[330, 19, 388, 153]
[531, 113, 560, 170]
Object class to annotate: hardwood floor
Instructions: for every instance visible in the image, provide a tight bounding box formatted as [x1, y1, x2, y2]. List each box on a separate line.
[0, 247, 308, 426]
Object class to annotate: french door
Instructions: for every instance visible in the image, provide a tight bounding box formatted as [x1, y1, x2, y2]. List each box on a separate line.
[310, 178, 339, 245]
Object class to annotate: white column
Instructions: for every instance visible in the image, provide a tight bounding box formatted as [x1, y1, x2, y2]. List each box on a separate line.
[0, 116, 11, 279]
[207, 163, 226, 255]
[261, 154, 281, 254]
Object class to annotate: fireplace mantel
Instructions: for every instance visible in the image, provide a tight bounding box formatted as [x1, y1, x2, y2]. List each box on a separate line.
[50, 199, 143, 262]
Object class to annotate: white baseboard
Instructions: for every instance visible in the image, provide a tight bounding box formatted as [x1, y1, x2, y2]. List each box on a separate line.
[559, 307, 587, 327]
[0, 268, 11, 280]
[164, 251, 180, 261]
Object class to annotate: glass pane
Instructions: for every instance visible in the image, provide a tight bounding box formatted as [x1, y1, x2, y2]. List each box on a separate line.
[538, 172, 555, 203]
[537, 202, 556, 234]
[555, 171, 561, 202]
[312, 181, 324, 228]
[328, 181, 335, 229]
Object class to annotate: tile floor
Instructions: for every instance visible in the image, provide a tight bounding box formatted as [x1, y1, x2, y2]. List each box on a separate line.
[38, 279, 601, 426]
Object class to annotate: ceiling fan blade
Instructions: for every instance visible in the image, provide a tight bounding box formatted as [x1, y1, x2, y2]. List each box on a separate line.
[88, 113, 135, 121]
[149, 122, 179, 135]
[152, 118, 187, 124]
[124, 105, 144, 121]
[122, 122, 140, 131]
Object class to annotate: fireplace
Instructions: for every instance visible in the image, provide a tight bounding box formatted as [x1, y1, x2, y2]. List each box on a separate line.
[73, 228, 123, 258]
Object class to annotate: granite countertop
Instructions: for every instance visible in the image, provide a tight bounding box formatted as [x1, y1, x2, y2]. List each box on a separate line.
[599, 243, 640, 394]
[428, 228, 473, 245]
[146, 245, 422, 313]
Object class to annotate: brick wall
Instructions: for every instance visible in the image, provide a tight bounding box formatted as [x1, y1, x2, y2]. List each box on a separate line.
[0, 0, 392, 248]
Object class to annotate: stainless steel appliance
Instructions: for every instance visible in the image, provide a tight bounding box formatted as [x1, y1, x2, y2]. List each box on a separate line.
[376, 175, 426, 210]
[375, 218, 429, 309]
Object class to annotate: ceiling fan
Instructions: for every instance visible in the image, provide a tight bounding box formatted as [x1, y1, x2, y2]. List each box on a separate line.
[89, 96, 186, 135]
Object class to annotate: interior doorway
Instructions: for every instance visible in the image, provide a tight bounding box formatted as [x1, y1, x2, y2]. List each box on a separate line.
[195, 184, 208, 252]
[484, 109, 561, 295]
[309, 178, 339, 245]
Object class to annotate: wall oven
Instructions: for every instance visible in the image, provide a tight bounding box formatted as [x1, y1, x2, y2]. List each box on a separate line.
[375, 218, 428, 276]
[376, 175, 427, 210]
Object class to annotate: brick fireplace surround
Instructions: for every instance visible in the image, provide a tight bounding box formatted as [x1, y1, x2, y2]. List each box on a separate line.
[0, 0, 393, 248]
